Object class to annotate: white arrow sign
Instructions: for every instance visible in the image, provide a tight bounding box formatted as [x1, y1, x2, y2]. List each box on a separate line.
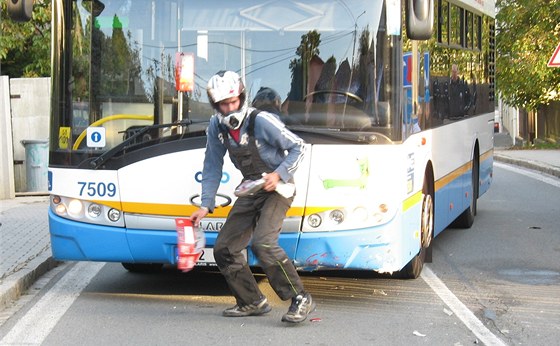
[86, 127, 106, 147]
[548, 42, 560, 67]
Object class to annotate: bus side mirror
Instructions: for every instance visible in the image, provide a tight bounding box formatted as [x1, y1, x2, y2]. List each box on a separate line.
[7, 0, 34, 22]
[406, 0, 434, 40]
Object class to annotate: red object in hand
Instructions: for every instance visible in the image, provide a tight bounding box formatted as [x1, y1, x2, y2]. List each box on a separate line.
[175, 218, 205, 272]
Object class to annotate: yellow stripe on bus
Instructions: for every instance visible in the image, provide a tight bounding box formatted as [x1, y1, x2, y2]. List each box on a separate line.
[435, 162, 469, 191]
[435, 149, 492, 191]
[94, 200, 308, 218]
[403, 190, 423, 212]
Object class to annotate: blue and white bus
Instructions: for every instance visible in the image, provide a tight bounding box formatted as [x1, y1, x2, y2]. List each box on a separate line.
[10, 0, 495, 278]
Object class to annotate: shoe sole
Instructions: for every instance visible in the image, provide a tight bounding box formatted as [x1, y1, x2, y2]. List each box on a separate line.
[223, 304, 272, 317]
[281, 302, 316, 323]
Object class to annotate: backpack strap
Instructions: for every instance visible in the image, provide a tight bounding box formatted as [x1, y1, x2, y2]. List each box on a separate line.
[247, 109, 260, 137]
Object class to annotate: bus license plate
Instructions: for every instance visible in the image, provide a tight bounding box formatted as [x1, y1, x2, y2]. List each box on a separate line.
[196, 248, 247, 266]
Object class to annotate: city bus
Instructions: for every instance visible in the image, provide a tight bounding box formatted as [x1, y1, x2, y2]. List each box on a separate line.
[9, 0, 495, 278]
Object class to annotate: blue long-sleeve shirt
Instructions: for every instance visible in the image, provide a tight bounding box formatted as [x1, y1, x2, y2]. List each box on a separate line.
[200, 107, 305, 212]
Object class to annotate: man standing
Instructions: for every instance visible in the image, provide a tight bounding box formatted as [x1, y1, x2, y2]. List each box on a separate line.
[449, 63, 466, 118]
[190, 70, 315, 323]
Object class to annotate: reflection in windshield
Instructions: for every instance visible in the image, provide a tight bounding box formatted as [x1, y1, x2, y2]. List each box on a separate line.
[54, 0, 399, 160]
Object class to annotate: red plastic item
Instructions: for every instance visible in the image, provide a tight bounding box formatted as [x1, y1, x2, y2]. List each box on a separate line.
[175, 218, 205, 272]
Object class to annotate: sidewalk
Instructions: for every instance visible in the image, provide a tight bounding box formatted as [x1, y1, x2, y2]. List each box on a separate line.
[494, 148, 560, 179]
[0, 139, 559, 312]
[0, 195, 56, 311]
[494, 131, 560, 179]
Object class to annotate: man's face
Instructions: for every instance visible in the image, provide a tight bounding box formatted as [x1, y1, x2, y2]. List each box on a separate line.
[218, 96, 241, 115]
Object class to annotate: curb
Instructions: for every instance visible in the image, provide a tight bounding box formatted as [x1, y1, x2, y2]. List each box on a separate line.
[0, 252, 58, 311]
[494, 154, 560, 179]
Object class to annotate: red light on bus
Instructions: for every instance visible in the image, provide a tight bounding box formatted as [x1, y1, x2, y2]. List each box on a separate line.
[175, 52, 194, 92]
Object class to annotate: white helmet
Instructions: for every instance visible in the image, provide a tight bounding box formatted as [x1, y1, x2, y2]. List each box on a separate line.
[207, 70, 246, 111]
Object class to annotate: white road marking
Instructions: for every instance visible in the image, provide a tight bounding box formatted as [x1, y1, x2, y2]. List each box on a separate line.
[0, 264, 68, 327]
[0, 262, 104, 345]
[421, 266, 507, 346]
[495, 162, 560, 188]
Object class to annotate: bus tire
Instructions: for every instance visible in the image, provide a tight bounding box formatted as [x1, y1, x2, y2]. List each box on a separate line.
[399, 169, 434, 279]
[399, 248, 426, 279]
[121, 262, 164, 273]
[451, 151, 479, 228]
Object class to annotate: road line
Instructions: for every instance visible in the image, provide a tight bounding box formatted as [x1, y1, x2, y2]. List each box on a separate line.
[0, 262, 105, 345]
[421, 265, 507, 346]
[495, 162, 560, 188]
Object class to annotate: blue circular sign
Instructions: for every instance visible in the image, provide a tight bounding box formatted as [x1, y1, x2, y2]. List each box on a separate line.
[90, 131, 102, 143]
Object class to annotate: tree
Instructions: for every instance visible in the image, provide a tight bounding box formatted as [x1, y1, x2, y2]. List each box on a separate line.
[0, 0, 51, 77]
[496, 0, 560, 110]
[287, 30, 321, 100]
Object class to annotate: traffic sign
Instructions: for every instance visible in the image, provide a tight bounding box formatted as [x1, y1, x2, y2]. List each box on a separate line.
[547, 42, 560, 67]
[86, 127, 106, 147]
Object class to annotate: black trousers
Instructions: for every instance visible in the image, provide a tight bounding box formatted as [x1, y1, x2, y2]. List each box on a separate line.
[213, 190, 304, 306]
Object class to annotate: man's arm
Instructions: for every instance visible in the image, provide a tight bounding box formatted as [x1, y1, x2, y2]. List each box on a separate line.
[198, 116, 227, 213]
[257, 112, 306, 183]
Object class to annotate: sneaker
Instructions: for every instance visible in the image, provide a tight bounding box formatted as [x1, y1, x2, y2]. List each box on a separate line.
[223, 297, 272, 317]
[281, 292, 316, 323]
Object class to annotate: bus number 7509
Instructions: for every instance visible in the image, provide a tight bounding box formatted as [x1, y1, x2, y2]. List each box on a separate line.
[77, 181, 117, 197]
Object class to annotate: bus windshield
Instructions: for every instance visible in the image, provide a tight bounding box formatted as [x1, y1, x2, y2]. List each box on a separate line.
[51, 0, 402, 165]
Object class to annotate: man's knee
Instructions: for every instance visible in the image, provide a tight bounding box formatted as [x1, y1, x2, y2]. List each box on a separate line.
[213, 245, 230, 268]
[251, 242, 279, 267]
[214, 245, 248, 274]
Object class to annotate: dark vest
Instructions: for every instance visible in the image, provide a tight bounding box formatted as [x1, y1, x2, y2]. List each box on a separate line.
[220, 110, 273, 181]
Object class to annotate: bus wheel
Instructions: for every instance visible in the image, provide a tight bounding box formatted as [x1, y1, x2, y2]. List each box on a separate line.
[451, 154, 479, 228]
[399, 248, 426, 279]
[399, 175, 434, 279]
[420, 191, 434, 249]
[121, 262, 163, 273]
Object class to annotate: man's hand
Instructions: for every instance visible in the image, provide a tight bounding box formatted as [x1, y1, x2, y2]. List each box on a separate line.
[190, 207, 209, 227]
[262, 172, 281, 191]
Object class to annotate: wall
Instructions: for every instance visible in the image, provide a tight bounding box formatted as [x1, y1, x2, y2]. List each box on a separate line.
[0, 77, 50, 198]
[497, 99, 517, 146]
[0, 76, 15, 199]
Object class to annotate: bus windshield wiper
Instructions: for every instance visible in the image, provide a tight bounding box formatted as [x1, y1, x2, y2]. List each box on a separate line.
[288, 126, 393, 144]
[88, 119, 207, 169]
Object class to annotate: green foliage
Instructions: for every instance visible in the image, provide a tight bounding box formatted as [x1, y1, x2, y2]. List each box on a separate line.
[289, 30, 321, 71]
[0, 0, 51, 77]
[496, 0, 560, 110]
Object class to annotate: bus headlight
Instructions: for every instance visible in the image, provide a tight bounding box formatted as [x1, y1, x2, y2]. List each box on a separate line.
[67, 199, 83, 217]
[87, 203, 102, 218]
[329, 210, 344, 224]
[107, 208, 121, 222]
[302, 202, 397, 232]
[352, 207, 368, 222]
[52, 195, 62, 204]
[308, 214, 322, 228]
[372, 203, 392, 223]
[55, 203, 67, 215]
[50, 195, 125, 227]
